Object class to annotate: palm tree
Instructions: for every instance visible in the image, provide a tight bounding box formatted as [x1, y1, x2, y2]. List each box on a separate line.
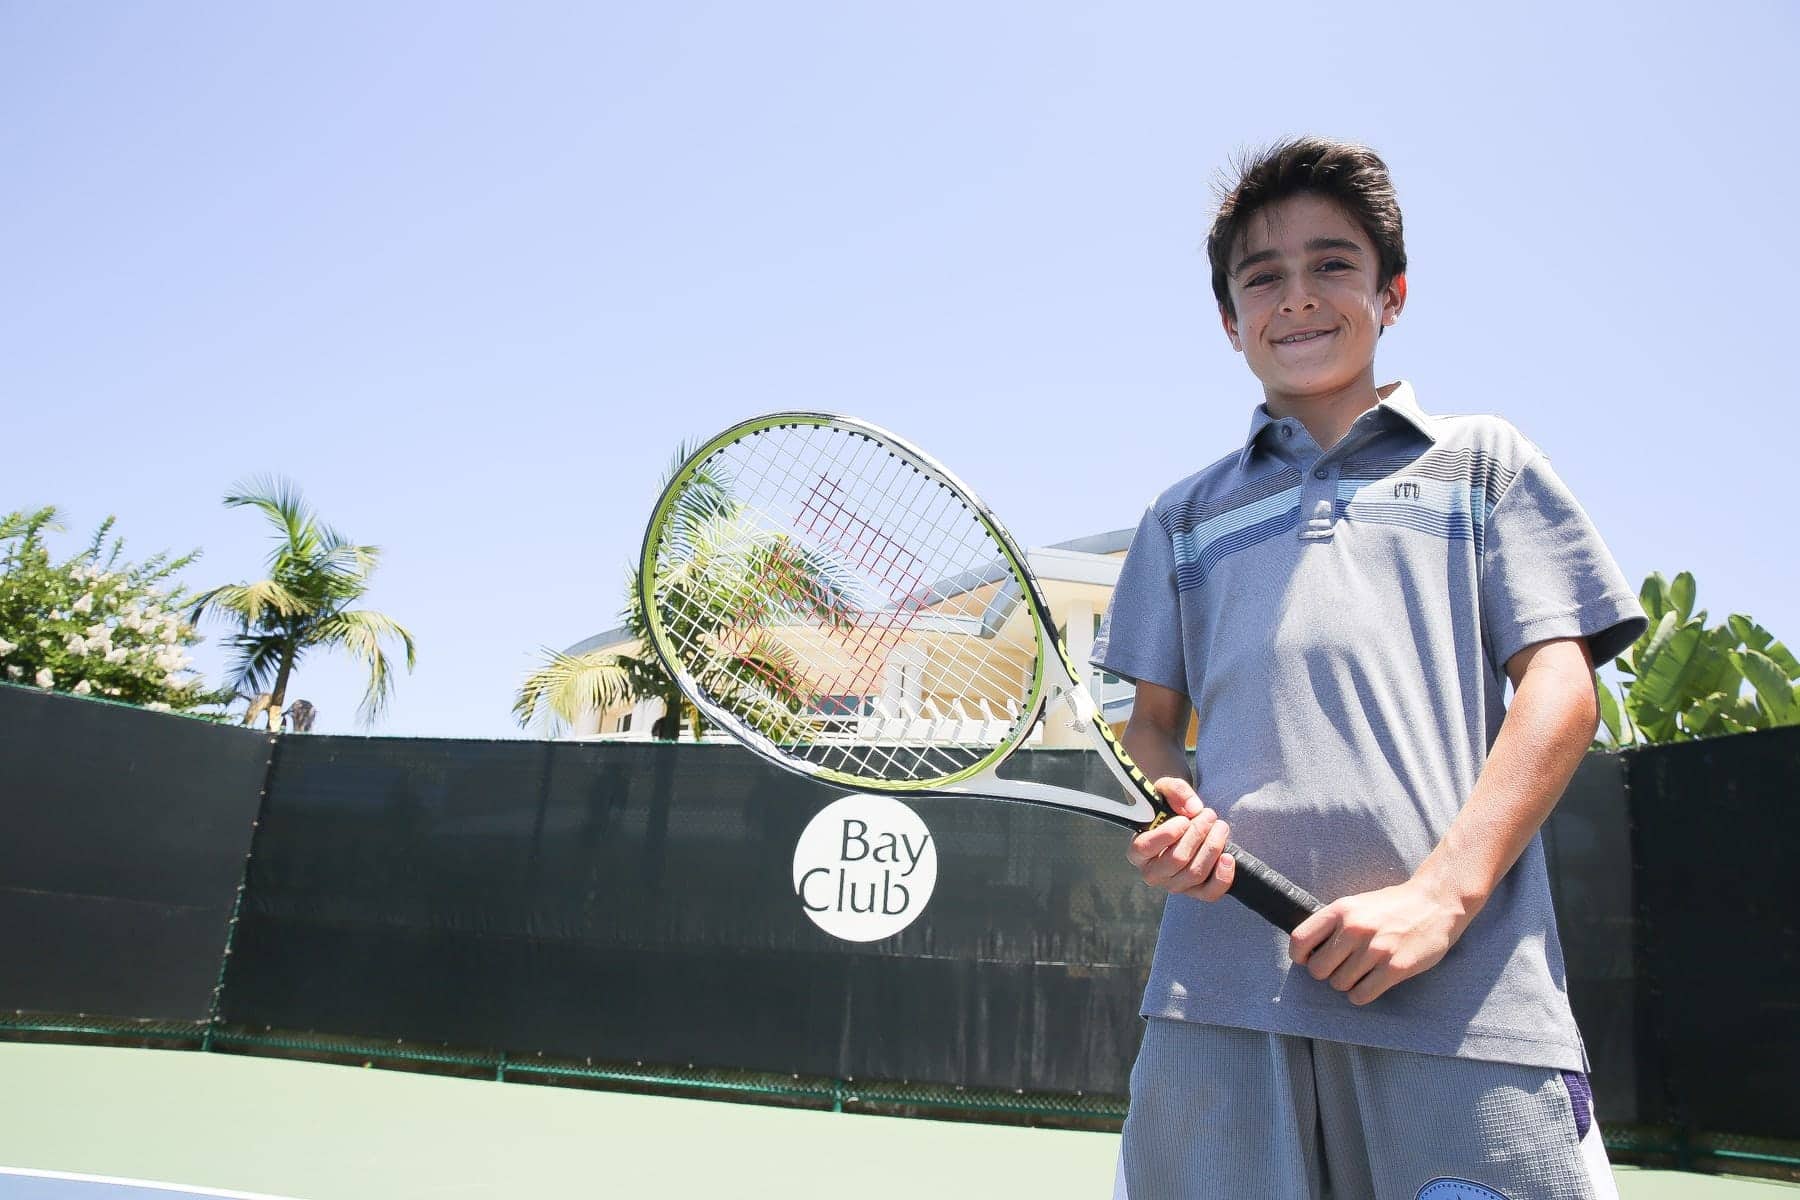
[190, 476, 417, 731]
[514, 448, 852, 740]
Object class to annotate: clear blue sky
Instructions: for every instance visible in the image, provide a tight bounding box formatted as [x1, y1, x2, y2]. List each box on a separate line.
[4, 1, 1794, 738]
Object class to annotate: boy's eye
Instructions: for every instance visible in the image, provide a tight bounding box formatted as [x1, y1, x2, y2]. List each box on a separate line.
[1246, 272, 1277, 287]
[1318, 259, 1351, 272]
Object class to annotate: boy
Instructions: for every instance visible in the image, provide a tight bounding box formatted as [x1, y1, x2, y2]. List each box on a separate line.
[1092, 139, 1645, 1199]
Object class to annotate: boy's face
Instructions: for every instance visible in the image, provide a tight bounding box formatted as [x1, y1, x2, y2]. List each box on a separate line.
[1220, 193, 1405, 405]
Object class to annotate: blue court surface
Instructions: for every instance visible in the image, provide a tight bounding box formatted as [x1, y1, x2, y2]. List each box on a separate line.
[0, 1172, 293, 1199]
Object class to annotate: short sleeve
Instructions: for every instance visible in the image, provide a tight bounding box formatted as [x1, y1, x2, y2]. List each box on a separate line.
[1090, 505, 1188, 695]
[1480, 453, 1647, 672]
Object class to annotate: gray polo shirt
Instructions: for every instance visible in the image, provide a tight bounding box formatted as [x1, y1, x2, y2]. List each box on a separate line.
[1092, 382, 1645, 1071]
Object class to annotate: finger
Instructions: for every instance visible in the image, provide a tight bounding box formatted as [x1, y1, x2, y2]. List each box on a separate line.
[1192, 850, 1236, 903]
[1152, 777, 1205, 819]
[1307, 927, 1356, 983]
[1127, 817, 1189, 869]
[1143, 813, 1214, 886]
[1175, 813, 1231, 892]
[1348, 964, 1395, 1006]
[1327, 944, 1377, 994]
[1289, 908, 1340, 963]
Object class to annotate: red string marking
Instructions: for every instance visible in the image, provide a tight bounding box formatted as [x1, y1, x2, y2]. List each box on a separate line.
[713, 545, 829, 695]
[792, 476, 938, 697]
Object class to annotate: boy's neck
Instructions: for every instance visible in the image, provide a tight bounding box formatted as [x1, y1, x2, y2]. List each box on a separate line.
[1263, 374, 1392, 452]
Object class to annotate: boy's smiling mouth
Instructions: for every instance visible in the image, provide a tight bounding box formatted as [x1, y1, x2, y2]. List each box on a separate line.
[1273, 329, 1334, 345]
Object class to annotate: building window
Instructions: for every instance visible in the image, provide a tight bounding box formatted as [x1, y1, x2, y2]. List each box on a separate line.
[811, 695, 874, 717]
[616, 713, 633, 733]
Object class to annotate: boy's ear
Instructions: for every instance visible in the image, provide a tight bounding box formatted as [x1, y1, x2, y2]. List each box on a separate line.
[1381, 274, 1408, 326]
[1219, 303, 1243, 352]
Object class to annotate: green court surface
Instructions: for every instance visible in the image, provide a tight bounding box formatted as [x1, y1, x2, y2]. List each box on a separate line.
[0, 1043, 1791, 1199]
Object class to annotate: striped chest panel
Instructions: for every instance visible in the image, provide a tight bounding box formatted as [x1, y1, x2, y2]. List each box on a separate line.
[1162, 467, 1304, 593]
[1163, 446, 1518, 592]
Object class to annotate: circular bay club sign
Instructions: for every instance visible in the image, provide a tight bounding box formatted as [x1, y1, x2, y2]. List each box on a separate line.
[792, 794, 937, 942]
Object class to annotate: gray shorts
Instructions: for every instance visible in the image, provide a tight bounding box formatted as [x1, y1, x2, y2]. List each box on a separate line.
[1114, 1019, 1617, 1200]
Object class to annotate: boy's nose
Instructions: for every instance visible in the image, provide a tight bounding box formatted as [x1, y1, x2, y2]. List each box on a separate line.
[1278, 280, 1319, 313]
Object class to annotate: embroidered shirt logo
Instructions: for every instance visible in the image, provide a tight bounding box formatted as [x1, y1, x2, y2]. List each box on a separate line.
[1393, 481, 1423, 500]
[1417, 1179, 1512, 1200]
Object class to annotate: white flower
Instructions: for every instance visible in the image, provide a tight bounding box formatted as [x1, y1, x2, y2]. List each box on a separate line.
[105, 647, 129, 663]
[35, 668, 53, 688]
[6, 665, 23, 680]
[122, 613, 142, 632]
[0, 638, 13, 657]
[145, 701, 172, 712]
[65, 634, 87, 654]
[104, 686, 121, 696]
[144, 605, 161, 620]
[86, 623, 108, 639]
[72, 593, 94, 614]
[159, 625, 179, 644]
[72, 680, 92, 695]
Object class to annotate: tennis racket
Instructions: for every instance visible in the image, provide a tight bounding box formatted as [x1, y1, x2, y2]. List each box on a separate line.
[637, 411, 1323, 932]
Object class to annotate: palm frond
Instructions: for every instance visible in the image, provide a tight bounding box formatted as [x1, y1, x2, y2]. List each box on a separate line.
[307, 608, 418, 726]
[317, 541, 382, 584]
[223, 474, 334, 574]
[221, 633, 289, 699]
[189, 579, 310, 629]
[705, 634, 815, 742]
[513, 648, 644, 734]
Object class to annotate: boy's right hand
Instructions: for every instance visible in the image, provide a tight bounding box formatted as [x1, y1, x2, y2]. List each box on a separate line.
[1127, 778, 1236, 901]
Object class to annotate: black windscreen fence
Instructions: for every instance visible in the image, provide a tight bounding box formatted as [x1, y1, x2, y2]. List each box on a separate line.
[221, 736, 1160, 1095]
[1, 683, 1795, 1146]
[1625, 727, 1800, 1141]
[0, 685, 270, 1020]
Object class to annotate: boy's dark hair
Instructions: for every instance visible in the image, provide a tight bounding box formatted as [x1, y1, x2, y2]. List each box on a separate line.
[1207, 138, 1407, 321]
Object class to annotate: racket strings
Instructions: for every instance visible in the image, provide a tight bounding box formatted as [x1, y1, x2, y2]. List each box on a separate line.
[770, 432, 1035, 730]
[650, 422, 1042, 783]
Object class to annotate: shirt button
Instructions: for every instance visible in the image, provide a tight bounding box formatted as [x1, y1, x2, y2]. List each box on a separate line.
[1314, 467, 1329, 479]
[1280, 426, 1293, 439]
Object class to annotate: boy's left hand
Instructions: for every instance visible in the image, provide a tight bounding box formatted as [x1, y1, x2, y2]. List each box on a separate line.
[1288, 879, 1466, 1005]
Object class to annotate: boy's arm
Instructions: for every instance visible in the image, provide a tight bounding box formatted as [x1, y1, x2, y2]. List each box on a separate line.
[1290, 635, 1599, 1005]
[1122, 681, 1237, 901]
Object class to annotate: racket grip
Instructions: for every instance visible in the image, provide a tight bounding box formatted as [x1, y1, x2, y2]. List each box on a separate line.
[1221, 841, 1323, 933]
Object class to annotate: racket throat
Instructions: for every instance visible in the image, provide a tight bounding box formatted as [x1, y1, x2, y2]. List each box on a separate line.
[940, 774, 1155, 827]
[1054, 682, 1098, 732]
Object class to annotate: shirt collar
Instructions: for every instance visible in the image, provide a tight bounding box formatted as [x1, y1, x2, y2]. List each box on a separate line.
[1236, 380, 1435, 468]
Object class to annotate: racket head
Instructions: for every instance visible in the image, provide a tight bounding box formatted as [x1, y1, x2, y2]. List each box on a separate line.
[637, 412, 1051, 791]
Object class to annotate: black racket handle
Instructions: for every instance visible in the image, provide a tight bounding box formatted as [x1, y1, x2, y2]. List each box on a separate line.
[1220, 841, 1323, 933]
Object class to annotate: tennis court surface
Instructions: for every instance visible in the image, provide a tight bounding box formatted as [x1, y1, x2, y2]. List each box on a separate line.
[1, 1043, 1792, 1200]
[0, 1171, 292, 1200]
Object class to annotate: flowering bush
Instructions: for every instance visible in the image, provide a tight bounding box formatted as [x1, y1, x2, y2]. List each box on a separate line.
[0, 507, 226, 713]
